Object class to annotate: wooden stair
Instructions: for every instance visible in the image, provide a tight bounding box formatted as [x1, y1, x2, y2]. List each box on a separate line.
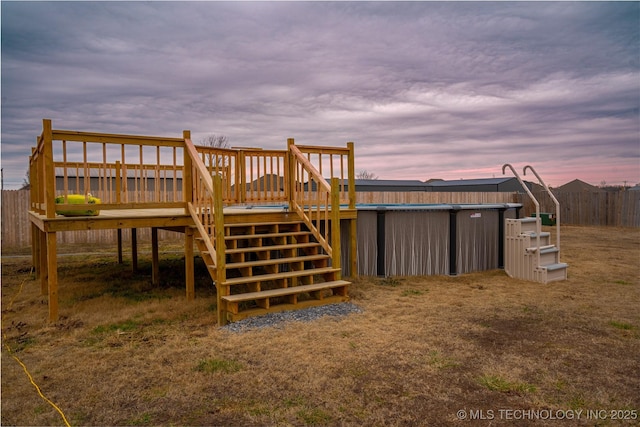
[194, 218, 350, 324]
[504, 217, 568, 283]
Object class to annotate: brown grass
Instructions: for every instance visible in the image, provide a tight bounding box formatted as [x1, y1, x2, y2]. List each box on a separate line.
[2, 225, 639, 426]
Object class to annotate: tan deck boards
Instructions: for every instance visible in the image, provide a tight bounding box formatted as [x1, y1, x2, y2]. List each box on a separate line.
[29, 206, 282, 232]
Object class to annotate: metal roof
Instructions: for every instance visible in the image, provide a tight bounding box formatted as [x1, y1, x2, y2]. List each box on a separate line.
[425, 177, 515, 187]
[353, 179, 424, 187]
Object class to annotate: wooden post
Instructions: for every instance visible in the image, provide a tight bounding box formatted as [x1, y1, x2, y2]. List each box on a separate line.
[39, 229, 47, 292]
[131, 228, 138, 272]
[151, 227, 159, 285]
[115, 161, 122, 204]
[117, 229, 123, 264]
[347, 142, 357, 277]
[238, 150, 246, 204]
[213, 174, 227, 325]
[347, 142, 356, 209]
[31, 223, 40, 278]
[287, 138, 295, 208]
[42, 119, 56, 218]
[46, 231, 58, 321]
[331, 178, 341, 279]
[29, 148, 37, 213]
[185, 227, 195, 301]
[183, 130, 193, 214]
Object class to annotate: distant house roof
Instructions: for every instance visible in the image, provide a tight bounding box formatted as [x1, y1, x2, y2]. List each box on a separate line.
[555, 179, 602, 193]
[424, 177, 531, 193]
[352, 179, 425, 191]
[426, 177, 514, 187]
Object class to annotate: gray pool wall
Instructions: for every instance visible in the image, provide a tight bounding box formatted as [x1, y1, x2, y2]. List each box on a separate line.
[340, 203, 521, 276]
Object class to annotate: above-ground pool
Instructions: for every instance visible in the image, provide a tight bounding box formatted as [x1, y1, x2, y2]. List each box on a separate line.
[342, 203, 523, 277]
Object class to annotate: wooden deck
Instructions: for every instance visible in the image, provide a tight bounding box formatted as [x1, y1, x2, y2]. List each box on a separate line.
[30, 206, 357, 231]
[29, 119, 357, 324]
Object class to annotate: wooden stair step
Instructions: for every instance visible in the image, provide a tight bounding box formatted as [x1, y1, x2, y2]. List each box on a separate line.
[227, 254, 328, 270]
[222, 280, 350, 303]
[225, 242, 320, 255]
[224, 231, 312, 241]
[222, 267, 340, 286]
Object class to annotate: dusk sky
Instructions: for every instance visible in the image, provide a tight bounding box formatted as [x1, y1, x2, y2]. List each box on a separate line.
[1, 1, 639, 189]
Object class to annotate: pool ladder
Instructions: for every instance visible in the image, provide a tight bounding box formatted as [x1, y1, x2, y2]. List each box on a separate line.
[502, 164, 568, 283]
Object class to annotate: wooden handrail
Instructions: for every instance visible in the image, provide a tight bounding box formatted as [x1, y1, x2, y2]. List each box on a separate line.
[289, 143, 335, 257]
[185, 139, 214, 194]
[290, 145, 331, 192]
[293, 144, 351, 155]
[185, 138, 227, 324]
[52, 130, 184, 146]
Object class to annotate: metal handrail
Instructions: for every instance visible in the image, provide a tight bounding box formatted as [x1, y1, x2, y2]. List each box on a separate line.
[503, 163, 541, 269]
[524, 165, 560, 251]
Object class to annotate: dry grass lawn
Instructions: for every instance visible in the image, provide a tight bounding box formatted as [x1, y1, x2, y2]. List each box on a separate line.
[2, 225, 639, 426]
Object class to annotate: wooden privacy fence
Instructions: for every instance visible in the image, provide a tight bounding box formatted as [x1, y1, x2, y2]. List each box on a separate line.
[3, 190, 507, 249]
[519, 190, 640, 227]
[4, 189, 639, 249]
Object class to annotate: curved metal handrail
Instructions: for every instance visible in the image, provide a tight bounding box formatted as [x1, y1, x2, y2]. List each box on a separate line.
[524, 165, 560, 251]
[503, 163, 541, 269]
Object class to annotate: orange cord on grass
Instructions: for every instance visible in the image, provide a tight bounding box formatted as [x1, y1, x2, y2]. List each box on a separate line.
[2, 268, 72, 427]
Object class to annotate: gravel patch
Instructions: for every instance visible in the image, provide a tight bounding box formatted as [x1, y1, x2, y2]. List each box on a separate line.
[221, 302, 363, 333]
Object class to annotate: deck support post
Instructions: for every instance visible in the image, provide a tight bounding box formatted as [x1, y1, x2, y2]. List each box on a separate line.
[31, 223, 40, 277]
[117, 229, 123, 264]
[39, 229, 47, 294]
[330, 178, 341, 279]
[349, 218, 357, 277]
[213, 175, 227, 326]
[185, 227, 195, 301]
[46, 231, 58, 322]
[151, 227, 159, 285]
[131, 228, 138, 272]
[347, 142, 357, 278]
[32, 224, 41, 279]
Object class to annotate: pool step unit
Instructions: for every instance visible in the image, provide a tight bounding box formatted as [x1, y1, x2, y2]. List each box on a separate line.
[194, 218, 350, 323]
[504, 217, 568, 284]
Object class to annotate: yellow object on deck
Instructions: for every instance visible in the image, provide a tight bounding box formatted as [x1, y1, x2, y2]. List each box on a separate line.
[55, 194, 101, 216]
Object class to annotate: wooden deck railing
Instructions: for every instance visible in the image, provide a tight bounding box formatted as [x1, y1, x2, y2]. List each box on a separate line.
[196, 146, 288, 204]
[30, 119, 186, 216]
[294, 142, 355, 208]
[239, 148, 288, 203]
[30, 120, 355, 218]
[289, 141, 350, 271]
